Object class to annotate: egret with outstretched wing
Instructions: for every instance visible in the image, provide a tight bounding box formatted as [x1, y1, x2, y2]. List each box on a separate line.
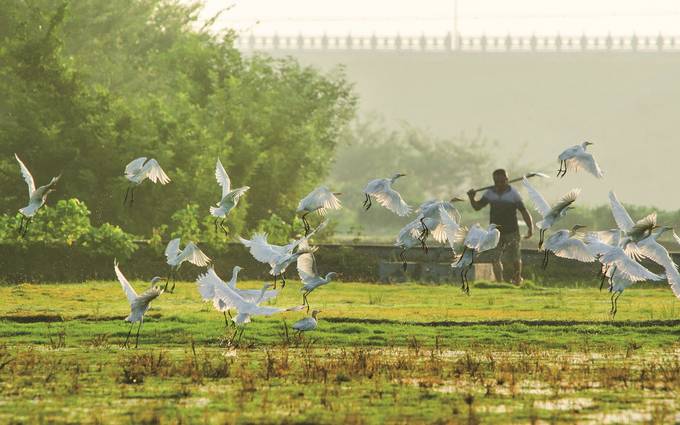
[123, 157, 170, 206]
[164, 238, 211, 293]
[523, 177, 580, 249]
[296, 186, 342, 234]
[15, 154, 61, 237]
[363, 173, 411, 216]
[557, 142, 604, 178]
[210, 158, 249, 235]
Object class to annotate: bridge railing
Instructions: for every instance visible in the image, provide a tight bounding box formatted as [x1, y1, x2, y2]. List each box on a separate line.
[235, 33, 680, 53]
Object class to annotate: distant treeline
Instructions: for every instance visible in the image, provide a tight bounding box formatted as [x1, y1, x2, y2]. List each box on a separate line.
[0, 0, 356, 243]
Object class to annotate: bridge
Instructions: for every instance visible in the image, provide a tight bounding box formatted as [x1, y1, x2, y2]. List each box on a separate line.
[236, 33, 680, 53]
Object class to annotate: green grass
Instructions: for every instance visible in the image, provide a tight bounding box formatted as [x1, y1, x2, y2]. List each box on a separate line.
[1, 279, 680, 423]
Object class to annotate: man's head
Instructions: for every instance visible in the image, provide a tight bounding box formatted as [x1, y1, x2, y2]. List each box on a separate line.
[492, 169, 509, 191]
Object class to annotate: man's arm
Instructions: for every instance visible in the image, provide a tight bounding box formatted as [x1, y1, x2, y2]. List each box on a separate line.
[518, 205, 533, 239]
[467, 189, 487, 211]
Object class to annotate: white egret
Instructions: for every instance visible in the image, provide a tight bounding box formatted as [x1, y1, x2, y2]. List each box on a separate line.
[213, 281, 304, 343]
[608, 191, 658, 257]
[415, 198, 463, 251]
[196, 266, 278, 328]
[292, 310, 320, 333]
[584, 233, 663, 292]
[114, 260, 164, 348]
[15, 154, 61, 237]
[297, 252, 337, 312]
[540, 225, 596, 269]
[395, 218, 430, 271]
[123, 157, 170, 206]
[296, 186, 342, 235]
[239, 220, 326, 288]
[556, 141, 604, 178]
[164, 238, 211, 293]
[452, 223, 501, 294]
[362, 173, 411, 216]
[522, 177, 580, 249]
[210, 158, 249, 235]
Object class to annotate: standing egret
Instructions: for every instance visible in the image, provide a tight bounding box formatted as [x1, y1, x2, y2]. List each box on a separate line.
[212, 281, 304, 343]
[123, 157, 170, 206]
[14, 154, 61, 237]
[540, 225, 595, 269]
[296, 252, 337, 312]
[164, 238, 211, 293]
[522, 177, 580, 249]
[452, 223, 501, 295]
[196, 266, 278, 328]
[362, 173, 411, 216]
[556, 142, 604, 178]
[292, 310, 321, 336]
[239, 220, 327, 288]
[210, 158, 249, 235]
[114, 260, 164, 348]
[296, 186, 342, 235]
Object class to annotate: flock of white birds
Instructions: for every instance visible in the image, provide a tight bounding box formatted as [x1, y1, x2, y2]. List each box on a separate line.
[11, 140, 680, 347]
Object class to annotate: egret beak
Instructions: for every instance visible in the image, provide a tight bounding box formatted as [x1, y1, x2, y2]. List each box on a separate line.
[449, 196, 464, 203]
[526, 172, 550, 179]
[333, 192, 343, 196]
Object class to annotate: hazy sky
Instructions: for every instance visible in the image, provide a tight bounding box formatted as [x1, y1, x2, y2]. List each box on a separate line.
[198, 0, 680, 36]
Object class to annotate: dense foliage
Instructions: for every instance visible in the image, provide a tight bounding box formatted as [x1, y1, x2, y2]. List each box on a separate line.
[0, 0, 357, 241]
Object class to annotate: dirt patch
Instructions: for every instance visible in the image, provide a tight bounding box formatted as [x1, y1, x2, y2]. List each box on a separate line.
[323, 317, 680, 328]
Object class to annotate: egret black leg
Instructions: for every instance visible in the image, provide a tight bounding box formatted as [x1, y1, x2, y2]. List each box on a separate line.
[272, 275, 277, 290]
[400, 249, 407, 271]
[612, 292, 621, 318]
[223, 312, 230, 329]
[130, 187, 135, 206]
[237, 328, 245, 344]
[123, 186, 130, 205]
[281, 273, 286, 288]
[364, 195, 372, 211]
[21, 218, 31, 238]
[362, 193, 368, 207]
[220, 218, 229, 236]
[123, 322, 134, 347]
[214, 218, 219, 233]
[17, 215, 24, 234]
[135, 321, 143, 348]
[538, 229, 545, 250]
[301, 213, 310, 235]
[463, 266, 471, 295]
[303, 292, 310, 313]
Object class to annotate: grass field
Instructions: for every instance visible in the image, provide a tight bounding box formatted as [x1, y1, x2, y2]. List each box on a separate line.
[1, 279, 680, 424]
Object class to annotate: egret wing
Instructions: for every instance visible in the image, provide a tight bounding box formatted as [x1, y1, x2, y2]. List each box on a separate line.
[569, 152, 603, 178]
[552, 238, 596, 262]
[165, 238, 181, 261]
[215, 158, 231, 198]
[297, 252, 319, 282]
[181, 242, 211, 267]
[608, 191, 635, 233]
[196, 268, 220, 301]
[373, 187, 411, 217]
[478, 228, 501, 252]
[438, 206, 460, 250]
[637, 238, 677, 271]
[114, 260, 138, 305]
[522, 178, 551, 217]
[601, 248, 662, 282]
[142, 159, 170, 184]
[552, 188, 581, 212]
[15, 154, 35, 195]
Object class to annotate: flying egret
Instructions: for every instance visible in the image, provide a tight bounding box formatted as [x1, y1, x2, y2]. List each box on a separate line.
[213, 281, 304, 343]
[522, 177, 580, 250]
[292, 310, 320, 334]
[297, 252, 337, 312]
[239, 220, 327, 288]
[362, 173, 411, 216]
[210, 158, 249, 235]
[164, 238, 211, 293]
[608, 191, 658, 257]
[540, 225, 596, 269]
[114, 260, 164, 348]
[584, 233, 664, 294]
[556, 141, 604, 178]
[14, 154, 61, 237]
[296, 186, 342, 235]
[452, 223, 501, 295]
[196, 266, 278, 328]
[395, 218, 430, 271]
[415, 198, 463, 251]
[122, 157, 170, 206]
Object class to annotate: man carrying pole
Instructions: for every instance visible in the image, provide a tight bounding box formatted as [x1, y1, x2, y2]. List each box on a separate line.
[467, 169, 534, 284]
